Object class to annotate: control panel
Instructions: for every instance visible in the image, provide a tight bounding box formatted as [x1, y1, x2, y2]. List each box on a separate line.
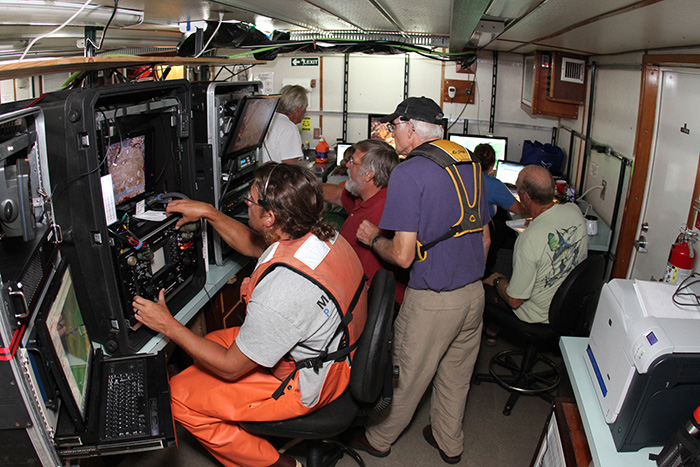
[111, 215, 202, 329]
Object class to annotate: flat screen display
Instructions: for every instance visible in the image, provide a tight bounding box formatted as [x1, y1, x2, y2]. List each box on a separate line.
[336, 143, 353, 166]
[368, 114, 396, 149]
[42, 263, 93, 419]
[495, 161, 527, 186]
[448, 134, 508, 168]
[106, 134, 146, 205]
[223, 95, 280, 158]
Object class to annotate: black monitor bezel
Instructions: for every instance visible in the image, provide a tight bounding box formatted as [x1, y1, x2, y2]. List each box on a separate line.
[448, 133, 509, 166]
[34, 258, 94, 433]
[222, 94, 280, 159]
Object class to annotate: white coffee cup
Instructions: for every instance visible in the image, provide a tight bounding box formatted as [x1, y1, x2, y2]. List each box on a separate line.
[585, 215, 598, 236]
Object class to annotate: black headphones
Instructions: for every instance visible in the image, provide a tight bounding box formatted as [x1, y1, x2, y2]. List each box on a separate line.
[258, 163, 280, 207]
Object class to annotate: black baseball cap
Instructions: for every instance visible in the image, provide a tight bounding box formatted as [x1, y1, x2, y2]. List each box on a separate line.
[380, 97, 444, 125]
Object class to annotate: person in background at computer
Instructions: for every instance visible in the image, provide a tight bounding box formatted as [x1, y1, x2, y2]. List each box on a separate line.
[472, 143, 529, 279]
[473, 143, 528, 218]
[262, 84, 308, 163]
[482, 165, 587, 342]
[349, 97, 490, 465]
[131, 163, 367, 467]
[323, 139, 407, 304]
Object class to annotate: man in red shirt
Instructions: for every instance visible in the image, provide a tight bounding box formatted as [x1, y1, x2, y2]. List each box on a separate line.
[323, 139, 407, 303]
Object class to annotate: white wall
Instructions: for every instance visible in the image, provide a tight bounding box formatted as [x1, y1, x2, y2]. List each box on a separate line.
[234, 50, 583, 160]
[577, 53, 643, 241]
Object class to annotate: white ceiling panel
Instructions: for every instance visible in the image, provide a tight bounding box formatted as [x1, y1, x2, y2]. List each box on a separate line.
[497, 0, 642, 46]
[2, 0, 700, 62]
[532, 0, 700, 55]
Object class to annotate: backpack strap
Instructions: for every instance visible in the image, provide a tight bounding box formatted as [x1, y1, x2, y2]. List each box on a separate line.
[271, 272, 368, 400]
[409, 140, 484, 261]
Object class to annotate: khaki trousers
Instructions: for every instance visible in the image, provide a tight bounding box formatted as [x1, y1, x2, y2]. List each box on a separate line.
[365, 280, 484, 457]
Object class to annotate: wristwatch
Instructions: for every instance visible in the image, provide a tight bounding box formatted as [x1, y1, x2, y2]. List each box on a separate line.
[493, 277, 502, 289]
[370, 234, 382, 249]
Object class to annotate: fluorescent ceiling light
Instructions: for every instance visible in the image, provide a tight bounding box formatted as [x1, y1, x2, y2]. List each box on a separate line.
[0, 1, 144, 28]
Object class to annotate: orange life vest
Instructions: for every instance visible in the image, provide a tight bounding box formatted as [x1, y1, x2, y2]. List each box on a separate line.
[241, 231, 368, 399]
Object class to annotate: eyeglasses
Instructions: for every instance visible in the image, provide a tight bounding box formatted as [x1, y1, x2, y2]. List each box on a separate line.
[244, 193, 261, 206]
[386, 118, 410, 133]
[347, 156, 361, 167]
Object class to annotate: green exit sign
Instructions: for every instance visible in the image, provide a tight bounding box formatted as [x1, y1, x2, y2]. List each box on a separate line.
[291, 57, 319, 66]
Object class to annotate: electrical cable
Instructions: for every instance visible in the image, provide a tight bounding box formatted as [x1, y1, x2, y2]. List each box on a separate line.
[97, 0, 118, 50]
[85, 0, 118, 52]
[20, 0, 93, 61]
[194, 12, 224, 58]
[672, 273, 700, 308]
[578, 184, 604, 199]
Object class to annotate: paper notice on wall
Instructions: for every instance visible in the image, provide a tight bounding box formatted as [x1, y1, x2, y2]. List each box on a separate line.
[254, 72, 274, 94]
[301, 117, 311, 131]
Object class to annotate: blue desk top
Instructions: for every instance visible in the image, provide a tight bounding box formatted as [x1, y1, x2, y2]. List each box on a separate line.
[560, 336, 659, 466]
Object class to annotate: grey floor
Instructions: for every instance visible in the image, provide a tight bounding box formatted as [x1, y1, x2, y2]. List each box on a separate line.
[85, 335, 571, 467]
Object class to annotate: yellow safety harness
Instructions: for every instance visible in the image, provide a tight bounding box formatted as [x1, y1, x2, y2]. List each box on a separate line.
[409, 140, 483, 262]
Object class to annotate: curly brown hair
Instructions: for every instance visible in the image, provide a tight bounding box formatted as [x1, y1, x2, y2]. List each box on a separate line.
[254, 162, 335, 241]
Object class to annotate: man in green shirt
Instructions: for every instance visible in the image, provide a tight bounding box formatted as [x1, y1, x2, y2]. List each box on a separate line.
[483, 165, 587, 326]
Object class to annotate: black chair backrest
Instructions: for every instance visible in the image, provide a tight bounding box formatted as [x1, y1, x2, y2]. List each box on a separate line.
[349, 269, 395, 404]
[548, 254, 606, 338]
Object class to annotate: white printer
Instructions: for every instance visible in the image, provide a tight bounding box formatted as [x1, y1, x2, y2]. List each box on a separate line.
[584, 278, 700, 452]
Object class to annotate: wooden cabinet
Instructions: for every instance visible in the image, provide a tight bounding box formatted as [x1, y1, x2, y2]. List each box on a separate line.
[204, 260, 254, 331]
[522, 51, 584, 119]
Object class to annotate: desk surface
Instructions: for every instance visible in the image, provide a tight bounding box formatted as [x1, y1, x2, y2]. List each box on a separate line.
[559, 337, 659, 466]
[507, 200, 611, 252]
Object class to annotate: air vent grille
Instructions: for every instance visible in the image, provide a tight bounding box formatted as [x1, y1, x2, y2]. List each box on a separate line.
[561, 58, 585, 84]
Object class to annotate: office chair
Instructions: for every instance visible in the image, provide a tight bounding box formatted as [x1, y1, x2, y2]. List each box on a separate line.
[473, 254, 605, 415]
[241, 269, 396, 467]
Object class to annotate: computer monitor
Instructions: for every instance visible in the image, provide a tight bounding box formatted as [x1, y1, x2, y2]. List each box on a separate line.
[448, 134, 508, 168]
[368, 114, 395, 149]
[106, 134, 146, 205]
[38, 261, 93, 421]
[495, 161, 527, 186]
[335, 143, 353, 166]
[222, 95, 280, 158]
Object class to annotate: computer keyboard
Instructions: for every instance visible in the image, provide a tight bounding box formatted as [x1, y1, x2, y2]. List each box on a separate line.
[103, 360, 148, 439]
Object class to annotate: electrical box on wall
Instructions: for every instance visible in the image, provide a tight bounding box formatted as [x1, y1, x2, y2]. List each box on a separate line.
[521, 51, 582, 119]
[442, 79, 475, 104]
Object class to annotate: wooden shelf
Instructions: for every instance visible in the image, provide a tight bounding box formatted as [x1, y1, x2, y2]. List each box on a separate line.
[0, 55, 265, 80]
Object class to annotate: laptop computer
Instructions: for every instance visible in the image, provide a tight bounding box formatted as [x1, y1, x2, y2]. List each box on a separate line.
[34, 258, 176, 458]
[495, 161, 527, 192]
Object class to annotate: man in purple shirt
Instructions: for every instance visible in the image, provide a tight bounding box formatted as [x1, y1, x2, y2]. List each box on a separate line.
[351, 97, 491, 464]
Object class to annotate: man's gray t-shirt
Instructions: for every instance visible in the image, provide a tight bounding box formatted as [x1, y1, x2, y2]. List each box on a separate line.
[235, 267, 342, 407]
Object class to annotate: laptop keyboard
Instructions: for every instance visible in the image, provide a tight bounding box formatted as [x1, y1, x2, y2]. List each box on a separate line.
[103, 360, 149, 439]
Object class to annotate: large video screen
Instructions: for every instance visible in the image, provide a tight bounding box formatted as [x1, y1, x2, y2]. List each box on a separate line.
[106, 134, 146, 205]
[223, 95, 280, 158]
[448, 133, 508, 168]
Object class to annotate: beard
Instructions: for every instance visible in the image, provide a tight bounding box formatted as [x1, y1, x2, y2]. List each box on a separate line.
[344, 176, 363, 197]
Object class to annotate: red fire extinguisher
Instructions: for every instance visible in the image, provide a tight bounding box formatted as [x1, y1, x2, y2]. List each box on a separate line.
[663, 228, 697, 284]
